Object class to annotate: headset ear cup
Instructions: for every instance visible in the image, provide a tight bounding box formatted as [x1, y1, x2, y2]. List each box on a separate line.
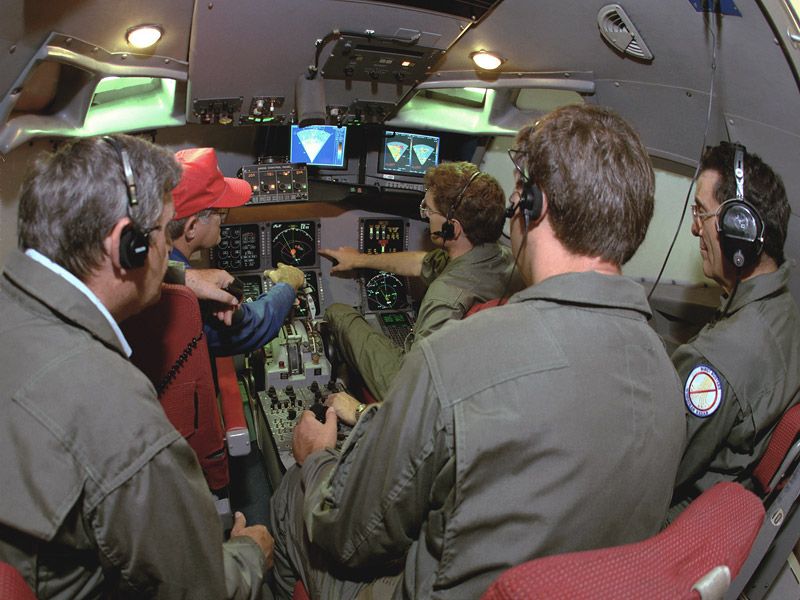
[520, 182, 543, 225]
[440, 220, 455, 241]
[717, 200, 763, 269]
[119, 225, 149, 269]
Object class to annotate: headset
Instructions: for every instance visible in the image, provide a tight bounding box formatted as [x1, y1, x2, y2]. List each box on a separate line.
[435, 170, 481, 241]
[717, 144, 764, 269]
[504, 150, 544, 231]
[102, 136, 149, 269]
[518, 175, 543, 231]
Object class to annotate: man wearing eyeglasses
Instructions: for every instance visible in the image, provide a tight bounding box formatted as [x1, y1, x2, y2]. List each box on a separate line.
[167, 147, 305, 357]
[319, 161, 518, 402]
[668, 143, 800, 518]
[269, 105, 685, 599]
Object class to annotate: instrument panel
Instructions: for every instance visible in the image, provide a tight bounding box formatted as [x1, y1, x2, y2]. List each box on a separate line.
[214, 223, 264, 272]
[210, 219, 324, 317]
[240, 163, 309, 205]
[211, 219, 321, 273]
[359, 217, 406, 255]
[270, 220, 318, 268]
[364, 270, 408, 311]
[295, 271, 322, 318]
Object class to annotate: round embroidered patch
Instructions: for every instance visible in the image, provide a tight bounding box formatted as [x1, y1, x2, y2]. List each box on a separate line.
[684, 364, 724, 418]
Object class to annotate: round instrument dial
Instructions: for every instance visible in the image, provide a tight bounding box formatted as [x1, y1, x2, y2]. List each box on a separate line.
[365, 272, 407, 310]
[271, 225, 316, 267]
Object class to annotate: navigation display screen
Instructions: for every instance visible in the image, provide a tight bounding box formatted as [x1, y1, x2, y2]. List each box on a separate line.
[269, 220, 318, 268]
[290, 125, 347, 167]
[378, 130, 440, 177]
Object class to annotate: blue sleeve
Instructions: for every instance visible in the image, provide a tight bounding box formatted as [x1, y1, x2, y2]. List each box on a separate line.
[204, 283, 296, 357]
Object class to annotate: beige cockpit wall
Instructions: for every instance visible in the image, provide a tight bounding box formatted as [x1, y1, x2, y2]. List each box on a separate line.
[0, 0, 798, 315]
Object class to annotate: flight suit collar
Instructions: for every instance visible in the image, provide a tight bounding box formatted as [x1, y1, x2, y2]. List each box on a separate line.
[720, 260, 793, 316]
[508, 270, 652, 319]
[2, 250, 129, 357]
[447, 242, 504, 269]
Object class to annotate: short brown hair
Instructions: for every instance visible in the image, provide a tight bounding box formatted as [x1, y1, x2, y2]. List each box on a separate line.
[423, 161, 505, 245]
[514, 104, 655, 265]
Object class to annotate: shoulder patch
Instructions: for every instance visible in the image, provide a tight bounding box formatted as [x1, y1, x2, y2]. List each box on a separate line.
[684, 364, 724, 418]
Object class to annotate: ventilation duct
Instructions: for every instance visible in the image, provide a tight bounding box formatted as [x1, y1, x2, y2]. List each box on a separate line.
[597, 4, 654, 61]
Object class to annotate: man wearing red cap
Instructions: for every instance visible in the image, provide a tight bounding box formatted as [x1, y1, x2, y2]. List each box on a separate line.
[168, 148, 305, 356]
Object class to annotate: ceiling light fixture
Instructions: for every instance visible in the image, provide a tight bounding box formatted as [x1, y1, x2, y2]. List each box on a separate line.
[470, 50, 505, 71]
[125, 25, 163, 49]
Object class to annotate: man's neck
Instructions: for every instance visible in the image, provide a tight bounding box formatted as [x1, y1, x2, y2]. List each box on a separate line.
[526, 220, 620, 286]
[172, 239, 195, 261]
[533, 254, 620, 285]
[720, 255, 778, 294]
[445, 238, 475, 260]
[82, 264, 138, 323]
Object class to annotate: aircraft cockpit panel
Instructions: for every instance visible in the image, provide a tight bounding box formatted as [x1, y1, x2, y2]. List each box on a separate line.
[269, 220, 320, 268]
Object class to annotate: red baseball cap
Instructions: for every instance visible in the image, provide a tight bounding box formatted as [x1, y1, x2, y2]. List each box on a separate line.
[172, 148, 252, 220]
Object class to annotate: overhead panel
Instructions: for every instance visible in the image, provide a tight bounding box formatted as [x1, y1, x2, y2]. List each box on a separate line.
[321, 35, 443, 85]
[377, 0, 500, 20]
[186, 0, 468, 127]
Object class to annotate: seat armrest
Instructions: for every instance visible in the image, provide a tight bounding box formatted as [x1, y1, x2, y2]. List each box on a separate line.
[216, 357, 251, 457]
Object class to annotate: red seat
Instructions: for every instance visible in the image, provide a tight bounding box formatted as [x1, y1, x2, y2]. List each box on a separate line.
[0, 562, 36, 600]
[465, 297, 508, 318]
[215, 355, 251, 457]
[293, 580, 311, 600]
[122, 283, 230, 490]
[482, 482, 763, 600]
[725, 401, 800, 599]
[752, 402, 800, 495]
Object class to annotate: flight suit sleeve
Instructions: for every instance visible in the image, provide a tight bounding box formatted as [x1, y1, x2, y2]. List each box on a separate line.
[299, 347, 450, 567]
[411, 280, 470, 342]
[205, 282, 296, 356]
[671, 345, 749, 488]
[93, 437, 267, 599]
[419, 249, 450, 286]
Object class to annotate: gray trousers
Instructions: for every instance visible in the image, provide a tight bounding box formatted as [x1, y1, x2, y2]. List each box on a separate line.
[269, 465, 401, 600]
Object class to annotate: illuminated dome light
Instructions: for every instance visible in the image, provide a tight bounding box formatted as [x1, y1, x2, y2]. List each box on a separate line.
[125, 25, 163, 49]
[470, 50, 505, 71]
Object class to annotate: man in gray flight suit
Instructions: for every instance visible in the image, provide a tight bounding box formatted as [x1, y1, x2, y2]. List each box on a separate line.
[320, 161, 518, 401]
[0, 135, 272, 599]
[669, 142, 800, 517]
[270, 104, 686, 599]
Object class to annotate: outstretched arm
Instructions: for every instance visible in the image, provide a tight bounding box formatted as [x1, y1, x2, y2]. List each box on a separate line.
[320, 246, 427, 277]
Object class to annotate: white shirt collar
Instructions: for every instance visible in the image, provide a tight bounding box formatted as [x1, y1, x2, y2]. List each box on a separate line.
[25, 249, 132, 357]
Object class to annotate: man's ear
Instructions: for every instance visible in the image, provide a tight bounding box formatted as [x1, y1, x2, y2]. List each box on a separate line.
[450, 219, 464, 240]
[535, 192, 548, 225]
[106, 218, 132, 271]
[184, 215, 200, 241]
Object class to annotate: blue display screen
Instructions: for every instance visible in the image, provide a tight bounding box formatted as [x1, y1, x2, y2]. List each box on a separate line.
[290, 125, 347, 168]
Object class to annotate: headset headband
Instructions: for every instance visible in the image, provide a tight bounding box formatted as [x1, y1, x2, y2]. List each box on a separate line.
[733, 145, 745, 202]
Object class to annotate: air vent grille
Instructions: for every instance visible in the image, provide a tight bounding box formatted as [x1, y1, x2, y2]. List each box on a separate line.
[597, 4, 654, 61]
